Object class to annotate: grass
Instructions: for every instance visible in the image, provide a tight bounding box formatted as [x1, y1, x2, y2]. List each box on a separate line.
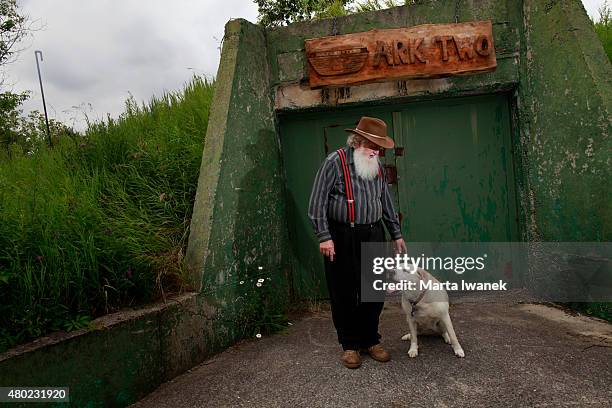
[566, 302, 612, 322]
[0, 75, 215, 352]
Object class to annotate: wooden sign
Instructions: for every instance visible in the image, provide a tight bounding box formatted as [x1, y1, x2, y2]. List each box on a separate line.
[305, 21, 496, 88]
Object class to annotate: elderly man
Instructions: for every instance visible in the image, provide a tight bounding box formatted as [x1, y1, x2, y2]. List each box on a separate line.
[308, 116, 407, 369]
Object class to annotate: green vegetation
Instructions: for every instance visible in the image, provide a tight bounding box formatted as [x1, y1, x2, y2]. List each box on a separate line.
[254, 0, 412, 27]
[592, 1, 611, 62]
[566, 302, 612, 321]
[1, 103, 77, 156]
[0, 76, 214, 352]
[254, 0, 351, 27]
[0, 0, 32, 69]
[1, 0, 52, 154]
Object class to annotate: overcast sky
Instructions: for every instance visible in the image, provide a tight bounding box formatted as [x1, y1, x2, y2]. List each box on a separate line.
[3, 0, 607, 131]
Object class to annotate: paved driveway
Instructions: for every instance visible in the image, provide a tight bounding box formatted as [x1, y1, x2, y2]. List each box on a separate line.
[132, 292, 612, 407]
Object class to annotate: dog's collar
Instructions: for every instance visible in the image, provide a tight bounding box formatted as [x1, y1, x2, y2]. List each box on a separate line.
[409, 270, 428, 313]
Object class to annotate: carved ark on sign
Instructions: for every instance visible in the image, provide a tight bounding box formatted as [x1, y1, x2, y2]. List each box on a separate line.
[305, 21, 496, 88]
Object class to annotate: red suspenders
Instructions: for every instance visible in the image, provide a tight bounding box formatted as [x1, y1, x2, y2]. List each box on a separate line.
[337, 148, 355, 227]
[336, 148, 384, 228]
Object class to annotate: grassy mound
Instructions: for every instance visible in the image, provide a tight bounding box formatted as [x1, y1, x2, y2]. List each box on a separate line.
[0, 76, 214, 351]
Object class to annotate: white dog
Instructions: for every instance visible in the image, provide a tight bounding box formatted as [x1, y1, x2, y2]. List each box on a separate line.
[389, 265, 465, 358]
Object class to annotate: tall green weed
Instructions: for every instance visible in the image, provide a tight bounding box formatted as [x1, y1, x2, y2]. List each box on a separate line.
[0, 76, 214, 351]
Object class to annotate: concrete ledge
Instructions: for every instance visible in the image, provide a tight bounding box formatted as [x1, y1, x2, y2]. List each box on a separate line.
[0, 292, 218, 407]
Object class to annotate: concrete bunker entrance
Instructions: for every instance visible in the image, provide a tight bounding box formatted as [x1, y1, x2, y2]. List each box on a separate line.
[279, 91, 521, 299]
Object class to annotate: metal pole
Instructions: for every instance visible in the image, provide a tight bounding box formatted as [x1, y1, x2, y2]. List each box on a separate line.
[454, 0, 461, 23]
[35, 50, 52, 148]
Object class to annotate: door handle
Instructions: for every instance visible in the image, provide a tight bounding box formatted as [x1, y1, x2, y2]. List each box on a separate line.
[384, 165, 398, 184]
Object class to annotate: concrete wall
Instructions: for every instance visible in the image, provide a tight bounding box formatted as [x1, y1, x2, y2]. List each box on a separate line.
[519, 0, 611, 241]
[185, 17, 292, 335]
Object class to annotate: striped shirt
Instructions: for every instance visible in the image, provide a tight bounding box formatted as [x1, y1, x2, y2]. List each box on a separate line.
[308, 145, 402, 243]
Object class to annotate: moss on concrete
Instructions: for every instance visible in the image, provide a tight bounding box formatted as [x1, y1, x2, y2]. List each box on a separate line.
[186, 18, 291, 349]
[0, 294, 202, 407]
[519, 0, 611, 241]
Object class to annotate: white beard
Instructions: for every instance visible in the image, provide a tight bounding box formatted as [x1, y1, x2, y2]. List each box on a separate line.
[354, 147, 380, 180]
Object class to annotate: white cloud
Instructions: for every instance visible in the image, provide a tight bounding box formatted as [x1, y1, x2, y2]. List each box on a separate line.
[3, 1, 607, 131]
[5, 0, 259, 130]
[582, 0, 608, 20]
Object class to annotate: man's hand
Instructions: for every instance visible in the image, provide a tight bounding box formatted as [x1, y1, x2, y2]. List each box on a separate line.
[393, 238, 407, 254]
[320, 240, 335, 262]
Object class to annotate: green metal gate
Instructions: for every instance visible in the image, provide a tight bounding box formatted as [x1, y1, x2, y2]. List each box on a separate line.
[279, 93, 519, 299]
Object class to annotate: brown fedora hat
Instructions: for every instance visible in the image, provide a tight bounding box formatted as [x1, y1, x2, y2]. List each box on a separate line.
[345, 116, 395, 149]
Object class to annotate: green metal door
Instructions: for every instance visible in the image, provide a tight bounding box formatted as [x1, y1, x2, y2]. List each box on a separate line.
[279, 93, 519, 299]
[393, 94, 518, 242]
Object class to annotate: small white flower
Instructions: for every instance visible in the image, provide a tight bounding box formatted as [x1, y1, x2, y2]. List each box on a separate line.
[257, 278, 265, 283]
[258, 266, 263, 270]
[239, 281, 244, 285]
[256, 282, 262, 287]
[255, 333, 262, 338]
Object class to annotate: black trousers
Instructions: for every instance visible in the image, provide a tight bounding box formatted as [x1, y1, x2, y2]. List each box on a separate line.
[324, 219, 385, 351]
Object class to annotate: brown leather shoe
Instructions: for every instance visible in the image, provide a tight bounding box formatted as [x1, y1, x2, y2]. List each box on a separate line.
[365, 344, 391, 362]
[341, 350, 362, 369]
